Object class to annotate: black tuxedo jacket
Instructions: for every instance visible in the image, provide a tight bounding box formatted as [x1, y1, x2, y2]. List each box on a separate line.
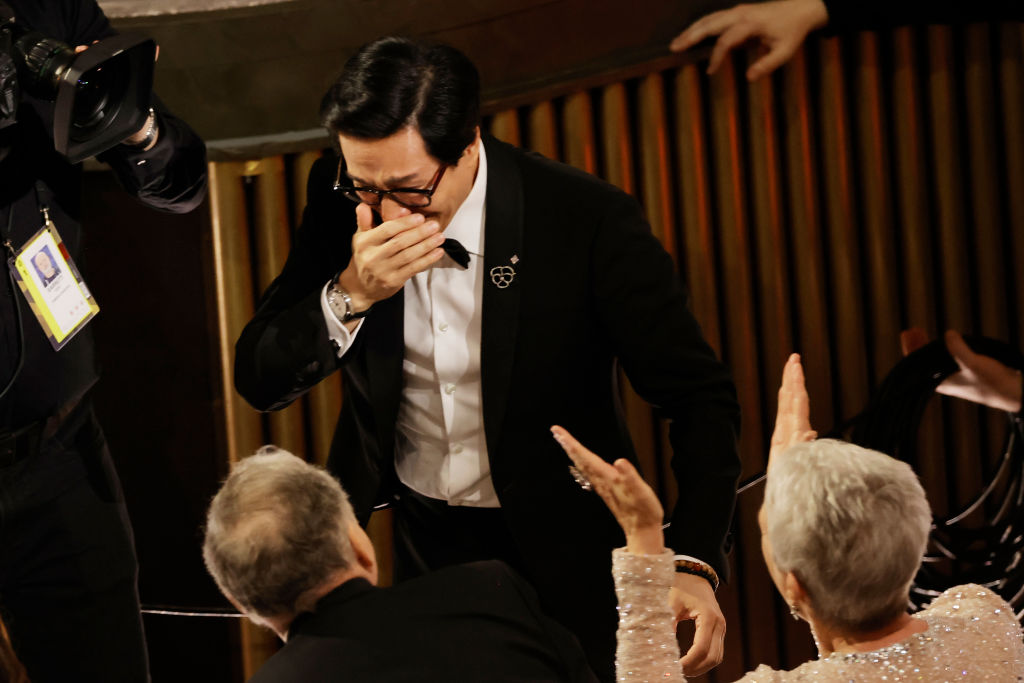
[249, 561, 597, 683]
[236, 134, 741, 671]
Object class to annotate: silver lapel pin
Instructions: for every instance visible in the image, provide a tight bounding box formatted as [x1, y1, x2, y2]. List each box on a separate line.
[489, 254, 517, 289]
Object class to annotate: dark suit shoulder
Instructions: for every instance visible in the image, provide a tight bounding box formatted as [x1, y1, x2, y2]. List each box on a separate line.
[484, 135, 636, 212]
[255, 563, 598, 683]
[385, 559, 538, 611]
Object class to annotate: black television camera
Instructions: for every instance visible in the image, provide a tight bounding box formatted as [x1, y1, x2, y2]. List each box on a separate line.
[0, 1, 156, 163]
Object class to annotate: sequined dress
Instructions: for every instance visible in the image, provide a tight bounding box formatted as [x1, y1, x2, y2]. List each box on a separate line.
[737, 584, 1024, 682]
[612, 548, 1024, 683]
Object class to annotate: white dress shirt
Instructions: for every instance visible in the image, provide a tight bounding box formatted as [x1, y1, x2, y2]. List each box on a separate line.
[321, 146, 497, 507]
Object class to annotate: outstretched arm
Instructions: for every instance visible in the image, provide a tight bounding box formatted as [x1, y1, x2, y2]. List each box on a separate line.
[551, 426, 685, 682]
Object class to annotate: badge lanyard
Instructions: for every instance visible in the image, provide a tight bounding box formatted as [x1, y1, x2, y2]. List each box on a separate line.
[6, 184, 99, 354]
[0, 183, 101, 404]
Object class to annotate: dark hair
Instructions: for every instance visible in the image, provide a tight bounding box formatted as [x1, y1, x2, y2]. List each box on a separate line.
[319, 36, 480, 166]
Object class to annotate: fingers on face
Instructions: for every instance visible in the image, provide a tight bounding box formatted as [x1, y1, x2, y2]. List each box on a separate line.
[381, 222, 441, 263]
[355, 202, 375, 232]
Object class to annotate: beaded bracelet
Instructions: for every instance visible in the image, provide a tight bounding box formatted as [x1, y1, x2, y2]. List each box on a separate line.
[674, 558, 720, 592]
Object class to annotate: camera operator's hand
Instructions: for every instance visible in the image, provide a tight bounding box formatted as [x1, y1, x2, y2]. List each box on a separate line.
[335, 202, 445, 319]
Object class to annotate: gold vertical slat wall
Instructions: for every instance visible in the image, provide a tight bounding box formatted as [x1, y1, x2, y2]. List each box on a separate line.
[486, 22, 1023, 681]
[206, 21, 1024, 681]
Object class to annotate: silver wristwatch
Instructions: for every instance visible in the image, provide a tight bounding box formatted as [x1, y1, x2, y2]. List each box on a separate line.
[326, 280, 370, 322]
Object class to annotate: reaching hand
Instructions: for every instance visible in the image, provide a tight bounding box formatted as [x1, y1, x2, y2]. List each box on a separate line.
[669, 0, 830, 81]
[550, 425, 664, 554]
[769, 353, 817, 467]
[551, 425, 728, 675]
[901, 329, 1023, 413]
[670, 574, 727, 676]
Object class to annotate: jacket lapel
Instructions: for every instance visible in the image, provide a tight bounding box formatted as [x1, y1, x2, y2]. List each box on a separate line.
[480, 136, 523, 459]
[363, 288, 404, 463]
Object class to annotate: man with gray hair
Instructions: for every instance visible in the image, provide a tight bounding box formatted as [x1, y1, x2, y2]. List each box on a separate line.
[203, 446, 598, 683]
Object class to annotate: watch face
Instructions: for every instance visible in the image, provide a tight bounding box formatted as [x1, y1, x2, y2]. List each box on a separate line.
[328, 286, 351, 321]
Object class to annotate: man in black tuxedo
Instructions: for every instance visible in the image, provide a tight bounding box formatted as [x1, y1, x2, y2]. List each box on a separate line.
[235, 37, 740, 680]
[203, 447, 598, 683]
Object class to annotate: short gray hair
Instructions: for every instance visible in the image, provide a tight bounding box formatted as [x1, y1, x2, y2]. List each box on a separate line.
[202, 446, 356, 619]
[763, 439, 932, 632]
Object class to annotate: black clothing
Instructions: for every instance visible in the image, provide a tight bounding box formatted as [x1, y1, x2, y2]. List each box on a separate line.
[235, 135, 740, 679]
[249, 562, 599, 683]
[0, 1, 207, 680]
[822, 0, 1024, 32]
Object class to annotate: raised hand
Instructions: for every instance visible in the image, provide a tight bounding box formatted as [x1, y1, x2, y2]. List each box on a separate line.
[550, 425, 664, 554]
[551, 425, 727, 676]
[670, 0, 829, 81]
[769, 353, 817, 468]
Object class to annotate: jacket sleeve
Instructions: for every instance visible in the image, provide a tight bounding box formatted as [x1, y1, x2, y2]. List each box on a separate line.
[96, 97, 208, 214]
[592, 191, 741, 580]
[234, 155, 358, 411]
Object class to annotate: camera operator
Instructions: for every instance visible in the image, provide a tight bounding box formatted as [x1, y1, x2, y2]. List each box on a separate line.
[0, 0, 206, 680]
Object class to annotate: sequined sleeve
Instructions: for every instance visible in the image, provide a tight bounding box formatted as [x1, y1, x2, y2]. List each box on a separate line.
[922, 582, 1021, 629]
[612, 548, 685, 682]
[917, 582, 1024, 678]
[733, 664, 782, 682]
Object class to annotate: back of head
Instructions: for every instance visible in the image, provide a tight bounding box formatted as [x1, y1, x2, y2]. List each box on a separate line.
[763, 439, 932, 633]
[319, 36, 480, 165]
[203, 446, 356, 620]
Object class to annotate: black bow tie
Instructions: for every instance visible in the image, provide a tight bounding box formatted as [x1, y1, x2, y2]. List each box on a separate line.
[443, 238, 470, 269]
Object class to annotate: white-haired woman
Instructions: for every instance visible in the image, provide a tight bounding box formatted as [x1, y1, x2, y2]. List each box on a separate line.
[554, 353, 1024, 681]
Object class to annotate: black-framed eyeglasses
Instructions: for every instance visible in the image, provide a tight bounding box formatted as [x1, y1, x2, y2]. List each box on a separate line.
[332, 158, 448, 208]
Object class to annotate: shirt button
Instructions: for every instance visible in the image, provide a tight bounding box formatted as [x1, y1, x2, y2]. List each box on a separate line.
[438, 322, 449, 332]
[451, 444, 464, 454]
[444, 383, 455, 395]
